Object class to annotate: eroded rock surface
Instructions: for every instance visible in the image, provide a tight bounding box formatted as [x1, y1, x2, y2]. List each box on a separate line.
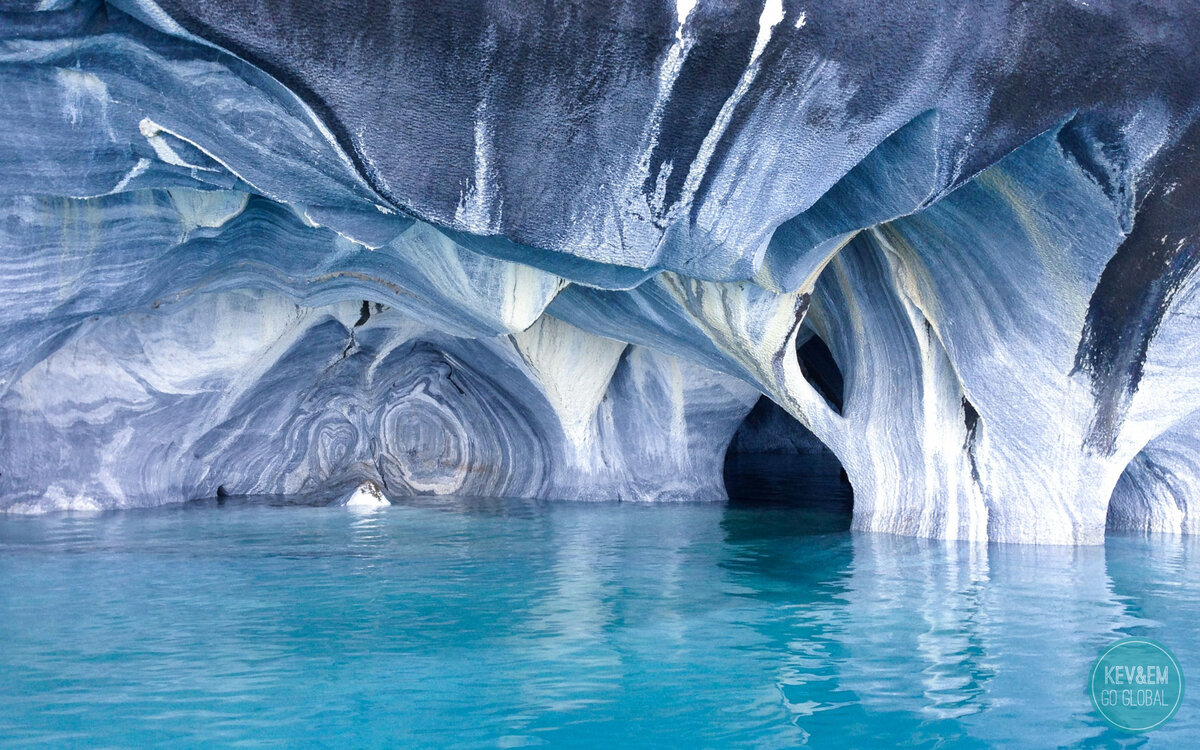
[2, 1, 1199, 542]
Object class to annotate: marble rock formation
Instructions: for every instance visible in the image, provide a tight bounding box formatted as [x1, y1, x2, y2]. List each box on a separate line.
[2, 0, 1199, 543]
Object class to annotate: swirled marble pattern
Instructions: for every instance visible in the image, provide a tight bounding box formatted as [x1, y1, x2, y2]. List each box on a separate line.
[0, 288, 758, 510]
[2, 1, 1200, 542]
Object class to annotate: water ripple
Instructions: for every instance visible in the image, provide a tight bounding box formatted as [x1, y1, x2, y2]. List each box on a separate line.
[0, 503, 1195, 747]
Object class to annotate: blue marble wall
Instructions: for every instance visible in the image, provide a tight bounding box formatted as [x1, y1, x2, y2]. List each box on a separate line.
[2, 1, 1199, 541]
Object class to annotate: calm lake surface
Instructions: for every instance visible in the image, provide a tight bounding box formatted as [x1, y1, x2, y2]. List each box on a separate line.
[1, 486, 1196, 747]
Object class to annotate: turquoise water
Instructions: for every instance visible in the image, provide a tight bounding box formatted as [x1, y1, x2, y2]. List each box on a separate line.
[1, 495, 1197, 747]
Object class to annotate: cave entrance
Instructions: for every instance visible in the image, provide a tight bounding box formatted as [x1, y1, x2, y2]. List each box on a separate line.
[723, 394, 853, 530]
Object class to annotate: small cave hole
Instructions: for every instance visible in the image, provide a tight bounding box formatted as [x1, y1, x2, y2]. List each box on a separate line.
[354, 300, 372, 327]
[1104, 445, 1181, 535]
[723, 395, 853, 531]
[798, 334, 844, 415]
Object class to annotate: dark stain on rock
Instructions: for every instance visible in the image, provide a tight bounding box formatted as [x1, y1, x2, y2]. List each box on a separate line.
[1074, 117, 1200, 455]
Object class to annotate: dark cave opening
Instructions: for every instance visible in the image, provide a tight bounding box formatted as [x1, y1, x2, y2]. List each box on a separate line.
[723, 395, 853, 529]
[797, 333, 845, 415]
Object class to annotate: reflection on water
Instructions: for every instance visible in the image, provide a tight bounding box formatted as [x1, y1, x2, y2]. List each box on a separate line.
[0, 499, 1195, 747]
